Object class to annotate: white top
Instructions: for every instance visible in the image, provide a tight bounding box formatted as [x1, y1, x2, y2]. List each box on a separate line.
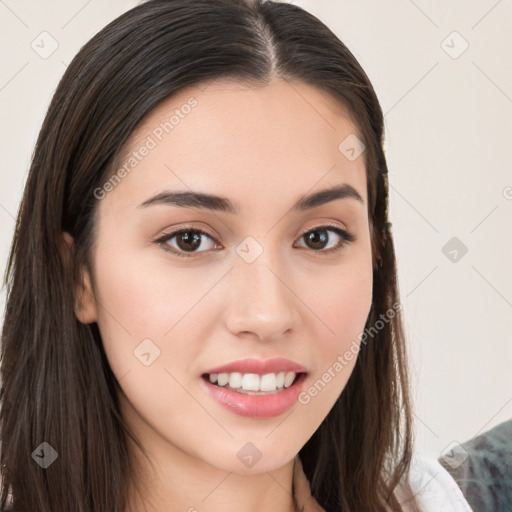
[396, 453, 474, 512]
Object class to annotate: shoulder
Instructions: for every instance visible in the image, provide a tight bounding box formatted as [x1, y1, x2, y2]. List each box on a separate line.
[395, 453, 474, 512]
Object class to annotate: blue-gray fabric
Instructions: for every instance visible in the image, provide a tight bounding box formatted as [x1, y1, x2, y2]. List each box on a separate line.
[438, 418, 512, 512]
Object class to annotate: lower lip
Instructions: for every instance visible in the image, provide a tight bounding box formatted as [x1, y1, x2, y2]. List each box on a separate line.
[200, 373, 307, 418]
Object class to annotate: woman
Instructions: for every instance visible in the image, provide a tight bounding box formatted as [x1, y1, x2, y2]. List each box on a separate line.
[0, 0, 473, 510]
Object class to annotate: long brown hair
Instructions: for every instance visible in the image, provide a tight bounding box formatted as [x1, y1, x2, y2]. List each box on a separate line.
[0, 1, 415, 510]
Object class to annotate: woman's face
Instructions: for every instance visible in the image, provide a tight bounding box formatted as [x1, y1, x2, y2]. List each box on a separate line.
[75, 78, 373, 475]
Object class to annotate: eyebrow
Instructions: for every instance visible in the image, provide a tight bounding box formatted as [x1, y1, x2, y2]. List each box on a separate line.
[137, 183, 364, 214]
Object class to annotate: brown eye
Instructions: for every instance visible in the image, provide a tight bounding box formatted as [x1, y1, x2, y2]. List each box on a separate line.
[175, 231, 202, 251]
[304, 229, 330, 250]
[157, 228, 219, 258]
[296, 226, 356, 253]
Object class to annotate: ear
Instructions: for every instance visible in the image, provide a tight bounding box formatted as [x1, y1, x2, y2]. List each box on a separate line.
[59, 232, 98, 324]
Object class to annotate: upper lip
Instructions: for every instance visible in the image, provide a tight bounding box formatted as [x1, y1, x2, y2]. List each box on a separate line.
[203, 357, 307, 375]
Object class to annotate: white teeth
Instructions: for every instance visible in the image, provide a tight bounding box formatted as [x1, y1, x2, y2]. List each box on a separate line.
[242, 373, 260, 391]
[284, 371, 295, 387]
[228, 372, 242, 389]
[206, 371, 299, 392]
[260, 373, 277, 391]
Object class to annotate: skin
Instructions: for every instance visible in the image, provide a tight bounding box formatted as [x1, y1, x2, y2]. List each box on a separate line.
[64, 77, 374, 512]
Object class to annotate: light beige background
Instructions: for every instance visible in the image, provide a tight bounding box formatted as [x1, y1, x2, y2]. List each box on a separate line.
[1, 0, 511, 460]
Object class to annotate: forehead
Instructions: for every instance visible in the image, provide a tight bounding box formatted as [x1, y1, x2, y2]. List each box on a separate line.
[105, 77, 368, 210]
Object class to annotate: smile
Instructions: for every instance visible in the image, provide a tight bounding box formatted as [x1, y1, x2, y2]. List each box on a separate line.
[200, 372, 308, 418]
[204, 371, 299, 394]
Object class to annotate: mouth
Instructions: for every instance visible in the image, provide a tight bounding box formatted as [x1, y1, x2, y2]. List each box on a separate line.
[199, 370, 308, 418]
[201, 371, 307, 395]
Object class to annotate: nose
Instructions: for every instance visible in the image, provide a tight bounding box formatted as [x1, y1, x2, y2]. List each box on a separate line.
[223, 250, 299, 342]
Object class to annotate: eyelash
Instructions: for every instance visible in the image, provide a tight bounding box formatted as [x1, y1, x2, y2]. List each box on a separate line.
[155, 223, 356, 259]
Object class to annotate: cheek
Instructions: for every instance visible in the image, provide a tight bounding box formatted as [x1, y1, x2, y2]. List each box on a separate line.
[91, 241, 225, 388]
[296, 260, 372, 416]
[310, 283, 372, 396]
[306, 260, 373, 353]
[93, 247, 211, 337]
